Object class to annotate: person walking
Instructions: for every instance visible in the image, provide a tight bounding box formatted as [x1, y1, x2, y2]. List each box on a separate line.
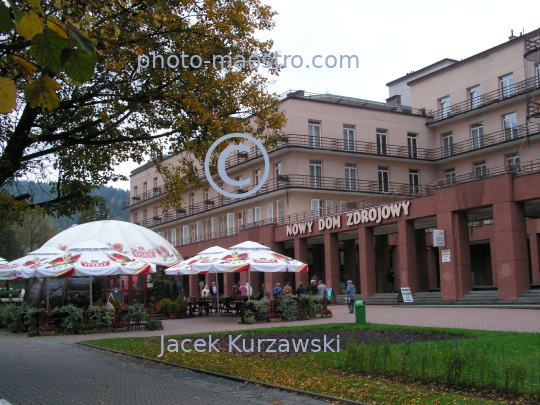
[346, 280, 356, 314]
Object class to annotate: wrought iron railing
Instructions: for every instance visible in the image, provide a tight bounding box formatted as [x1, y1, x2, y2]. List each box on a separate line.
[427, 76, 540, 124]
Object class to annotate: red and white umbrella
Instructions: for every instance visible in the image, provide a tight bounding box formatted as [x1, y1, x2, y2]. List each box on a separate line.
[34, 240, 155, 278]
[228, 241, 308, 273]
[42, 220, 182, 267]
[0, 246, 66, 279]
[164, 246, 250, 275]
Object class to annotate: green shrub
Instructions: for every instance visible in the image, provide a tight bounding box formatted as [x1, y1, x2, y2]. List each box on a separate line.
[24, 307, 41, 330]
[252, 300, 268, 317]
[125, 304, 147, 323]
[87, 306, 103, 329]
[173, 297, 188, 313]
[0, 303, 28, 332]
[171, 282, 180, 301]
[53, 304, 83, 333]
[163, 282, 172, 299]
[152, 275, 165, 300]
[277, 295, 298, 321]
[0, 290, 21, 299]
[167, 302, 181, 315]
[145, 319, 163, 331]
[157, 298, 172, 315]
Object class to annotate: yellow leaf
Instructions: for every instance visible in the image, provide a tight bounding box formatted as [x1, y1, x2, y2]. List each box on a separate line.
[15, 11, 43, 40]
[47, 15, 67, 39]
[12, 55, 38, 76]
[0, 77, 17, 114]
[25, 76, 61, 111]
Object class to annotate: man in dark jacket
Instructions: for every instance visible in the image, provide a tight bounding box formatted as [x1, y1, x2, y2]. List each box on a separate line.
[296, 282, 306, 295]
[307, 279, 318, 295]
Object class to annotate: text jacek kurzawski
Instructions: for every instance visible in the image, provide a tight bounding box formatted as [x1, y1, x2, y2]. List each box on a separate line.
[158, 334, 340, 357]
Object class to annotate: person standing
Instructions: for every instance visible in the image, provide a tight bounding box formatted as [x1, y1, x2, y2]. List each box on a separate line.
[272, 283, 283, 298]
[210, 281, 218, 297]
[346, 280, 356, 314]
[231, 282, 240, 296]
[239, 283, 247, 296]
[307, 279, 318, 295]
[282, 282, 293, 295]
[317, 280, 327, 298]
[296, 282, 306, 295]
[245, 282, 253, 298]
[201, 285, 211, 298]
[386, 269, 395, 293]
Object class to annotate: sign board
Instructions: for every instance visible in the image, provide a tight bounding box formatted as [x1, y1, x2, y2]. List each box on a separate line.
[432, 230, 445, 247]
[109, 287, 123, 303]
[442, 250, 451, 263]
[397, 287, 414, 305]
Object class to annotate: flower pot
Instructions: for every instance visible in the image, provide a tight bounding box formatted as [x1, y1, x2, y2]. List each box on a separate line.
[321, 314, 332, 319]
[178, 311, 187, 319]
[40, 330, 56, 336]
[269, 318, 282, 323]
[168, 314, 179, 319]
[244, 316, 255, 324]
[112, 327, 128, 332]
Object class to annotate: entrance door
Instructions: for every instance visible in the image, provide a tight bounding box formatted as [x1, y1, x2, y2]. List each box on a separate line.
[470, 243, 493, 286]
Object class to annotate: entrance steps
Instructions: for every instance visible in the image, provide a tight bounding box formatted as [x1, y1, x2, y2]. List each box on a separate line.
[457, 290, 500, 305]
[335, 294, 362, 305]
[517, 289, 540, 304]
[363, 292, 442, 305]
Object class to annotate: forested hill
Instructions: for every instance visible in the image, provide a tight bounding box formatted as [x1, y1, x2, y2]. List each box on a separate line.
[5, 182, 130, 232]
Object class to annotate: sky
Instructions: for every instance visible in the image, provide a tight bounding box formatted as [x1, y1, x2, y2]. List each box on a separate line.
[111, 0, 540, 189]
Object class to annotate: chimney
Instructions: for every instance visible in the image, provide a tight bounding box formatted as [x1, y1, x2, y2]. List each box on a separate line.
[509, 30, 517, 41]
[386, 95, 401, 105]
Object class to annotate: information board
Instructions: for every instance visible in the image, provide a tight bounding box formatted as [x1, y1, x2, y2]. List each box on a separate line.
[397, 287, 414, 305]
[432, 230, 445, 247]
[442, 250, 451, 263]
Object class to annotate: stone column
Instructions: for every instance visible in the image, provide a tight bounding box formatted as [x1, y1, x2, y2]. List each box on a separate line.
[188, 274, 199, 298]
[529, 232, 540, 284]
[426, 247, 439, 290]
[436, 211, 472, 301]
[415, 229, 429, 292]
[222, 273, 234, 297]
[294, 237, 310, 289]
[398, 219, 418, 293]
[343, 239, 358, 290]
[358, 226, 375, 299]
[493, 201, 530, 300]
[375, 235, 389, 293]
[324, 232, 340, 293]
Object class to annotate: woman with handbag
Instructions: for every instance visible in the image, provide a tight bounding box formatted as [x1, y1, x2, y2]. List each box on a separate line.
[346, 280, 356, 314]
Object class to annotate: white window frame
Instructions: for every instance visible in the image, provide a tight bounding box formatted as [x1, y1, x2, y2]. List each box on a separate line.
[182, 225, 189, 245]
[471, 123, 484, 149]
[501, 74, 514, 98]
[311, 199, 321, 218]
[276, 200, 283, 225]
[407, 133, 418, 159]
[211, 217, 219, 237]
[474, 160, 487, 178]
[444, 168, 456, 185]
[409, 169, 420, 194]
[254, 206, 262, 225]
[440, 96, 451, 118]
[238, 211, 244, 229]
[248, 209, 253, 226]
[376, 129, 387, 155]
[378, 166, 389, 193]
[344, 163, 357, 190]
[196, 221, 204, 241]
[503, 112, 518, 140]
[308, 121, 321, 148]
[343, 126, 355, 151]
[469, 86, 481, 109]
[226, 213, 235, 235]
[309, 160, 322, 188]
[442, 132, 454, 157]
[268, 203, 274, 222]
[325, 200, 333, 215]
[506, 152, 520, 172]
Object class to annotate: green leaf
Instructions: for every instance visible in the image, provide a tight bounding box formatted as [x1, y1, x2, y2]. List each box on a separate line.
[61, 48, 96, 84]
[0, 77, 17, 114]
[30, 28, 71, 74]
[7, 0, 23, 22]
[0, 1, 15, 33]
[25, 75, 61, 111]
[65, 22, 95, 55]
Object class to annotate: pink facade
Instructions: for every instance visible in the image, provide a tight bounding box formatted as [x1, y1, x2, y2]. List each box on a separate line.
[127, 31, 540, 302]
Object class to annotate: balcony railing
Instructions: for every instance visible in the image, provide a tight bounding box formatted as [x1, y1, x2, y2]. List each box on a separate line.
[124, 187, 163, 208]
[427, 76, 540, 124]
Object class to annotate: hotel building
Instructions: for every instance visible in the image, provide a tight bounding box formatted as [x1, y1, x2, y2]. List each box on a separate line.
[126, 30, 540, 305]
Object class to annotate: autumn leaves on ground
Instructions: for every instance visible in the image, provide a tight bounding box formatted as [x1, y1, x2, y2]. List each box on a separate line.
[87, 324, 540, 405]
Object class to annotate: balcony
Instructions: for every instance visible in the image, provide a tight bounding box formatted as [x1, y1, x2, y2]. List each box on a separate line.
[426, 76, 540, 125]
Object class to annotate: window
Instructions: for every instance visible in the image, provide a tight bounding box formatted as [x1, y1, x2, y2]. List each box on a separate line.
[248, 209, 253, 226]
[471, 123, 484, 149]
[339, 201, 347, 213]
[211, 217, 218, 237]
[254, 170, 261, 194]
[409, 169, 420, 194]
[204, 188, 209, 201]
[378, 166, 389, 193]
[444, 168, 456, 185]
[343, 126, 355, 151]
[196, 221, 204, 241]
[506, 152, 521, 172]
[143, 209, 147, 221]
[254, 206, 262, 225]
[143, 182, 147, 193]
[134, 186, 138, 196]
[325, 200, 333, 215]
[238, 212, 244, 229]
[311, 199, 321, 217]
[171, 229, 176, 245]
[235, 176, 243, 192]
[275, 162, 283, 188]
[469, 86, 481, 109]
[440, 96, 451, 118]
[345, 163, 357, 190]
[189, 193, 195, 213]
[442, 132, 453, 157]
[309, 160, 322, 187]
[133, 213, 138, 223]
[308, 121, 321, 148]
[182, 225, 189, 244]
[503, 112, 518, 140]
[268, 203, 274, 222]
[227, 213, 235, 235]
[376, 129, 387, 155]
[407, 133, 418, 159]
[153, 206, 159, 218]
[474, 160, 487, 178]
[277, 200, 283, 225]
[153, 177, 158, 190]
[205, 220, 210, 239]
[501, 74, 514, 98]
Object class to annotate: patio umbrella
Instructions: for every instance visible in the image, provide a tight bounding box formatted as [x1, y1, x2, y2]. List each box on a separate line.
[0, 257, 6, 264]
[34, 240, 156, 306]
[42, 220, 183, 267]
[0, 246, 66, 279]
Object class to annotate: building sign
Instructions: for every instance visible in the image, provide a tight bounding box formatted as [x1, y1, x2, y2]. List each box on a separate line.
[432, 230, 445, 247]
[399, 287, 414, 303]
[286, 200, 411, 236]
[441, 250, 451, 263]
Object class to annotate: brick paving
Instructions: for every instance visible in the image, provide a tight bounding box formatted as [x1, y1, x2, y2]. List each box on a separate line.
[1, 304, 538, 404]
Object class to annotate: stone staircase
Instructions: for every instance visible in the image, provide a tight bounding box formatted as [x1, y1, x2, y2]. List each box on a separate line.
[456, 290, 500, 305]
[334, 294, 362, 305]
[516, 289, 540, 304]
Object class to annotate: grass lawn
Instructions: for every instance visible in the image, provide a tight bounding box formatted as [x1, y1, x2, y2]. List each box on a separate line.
[85, 323, 540, 405]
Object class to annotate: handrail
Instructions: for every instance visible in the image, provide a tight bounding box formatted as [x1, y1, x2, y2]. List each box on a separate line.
[427, 76, 540, 124]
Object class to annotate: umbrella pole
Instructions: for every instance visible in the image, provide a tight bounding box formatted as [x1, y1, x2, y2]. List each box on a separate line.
[89, 276, 92, 307]
[248, 269, 251, 298]
[46, 278, 49, 310]
[216, 273, 220, 316]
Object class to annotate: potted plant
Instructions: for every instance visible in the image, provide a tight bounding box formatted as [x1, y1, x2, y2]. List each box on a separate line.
[167, 302, 181, 319]
[268, 313, 282, 323]
[174, 297, 188, 319]
[112, 319, 128, 332]
[39, 323, 57, 336]
[243, 309, 255, 324]
[157, 298, 172, 316]
[321, 308, 333, 318]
